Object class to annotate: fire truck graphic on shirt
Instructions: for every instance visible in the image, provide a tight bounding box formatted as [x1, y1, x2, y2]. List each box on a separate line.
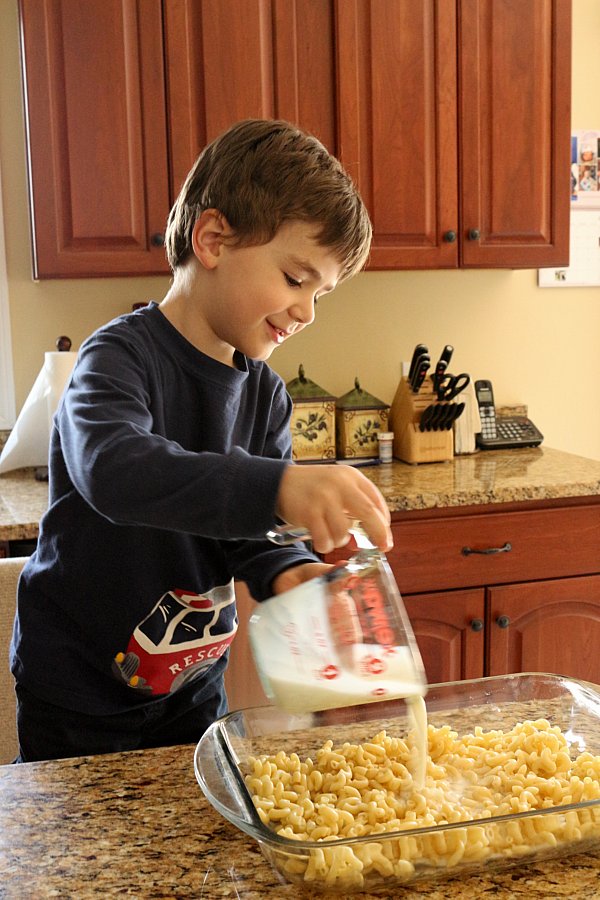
[112, 583, 238, 696]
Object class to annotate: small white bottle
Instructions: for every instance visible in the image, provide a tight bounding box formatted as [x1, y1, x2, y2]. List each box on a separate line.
[377, 431, 394, 463]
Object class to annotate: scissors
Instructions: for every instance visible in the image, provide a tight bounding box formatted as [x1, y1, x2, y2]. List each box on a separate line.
[436, 372, 470, 401]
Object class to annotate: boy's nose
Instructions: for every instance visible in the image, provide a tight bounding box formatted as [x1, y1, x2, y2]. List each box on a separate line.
[290, 295, 316, 327]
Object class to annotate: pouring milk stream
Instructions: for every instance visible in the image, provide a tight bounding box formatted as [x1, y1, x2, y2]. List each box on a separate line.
[249, 523, 429, 788]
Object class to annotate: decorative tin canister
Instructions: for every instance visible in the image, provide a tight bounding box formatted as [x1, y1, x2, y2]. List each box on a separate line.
[286, 365, 336, 462]
[335, 378, 390, 460]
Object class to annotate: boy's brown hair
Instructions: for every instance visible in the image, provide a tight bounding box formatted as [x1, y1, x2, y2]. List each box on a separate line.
[165, 119, 371, 281]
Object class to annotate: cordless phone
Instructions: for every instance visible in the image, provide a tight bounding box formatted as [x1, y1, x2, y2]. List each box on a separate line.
[475, 380, 543, 450]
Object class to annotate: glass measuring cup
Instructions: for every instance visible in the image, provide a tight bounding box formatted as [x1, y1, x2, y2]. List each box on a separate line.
[248, 523, 427, 713]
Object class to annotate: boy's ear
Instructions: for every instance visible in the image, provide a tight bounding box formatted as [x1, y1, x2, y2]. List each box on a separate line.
[191, 209, 232, 269]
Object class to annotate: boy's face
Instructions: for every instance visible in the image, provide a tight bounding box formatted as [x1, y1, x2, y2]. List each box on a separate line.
[198, 219, 342, 363]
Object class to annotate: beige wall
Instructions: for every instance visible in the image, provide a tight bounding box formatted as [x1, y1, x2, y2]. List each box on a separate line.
[1, 0, 599, 460]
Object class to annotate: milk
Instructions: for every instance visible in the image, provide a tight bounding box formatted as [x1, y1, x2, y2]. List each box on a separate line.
[249, 551, 427, 715]
[264, 648, 426, 713]
[407, 694, 428, 790]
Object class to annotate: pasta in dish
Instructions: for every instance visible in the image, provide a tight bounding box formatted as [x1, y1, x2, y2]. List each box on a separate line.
[244, 718, 600, 888]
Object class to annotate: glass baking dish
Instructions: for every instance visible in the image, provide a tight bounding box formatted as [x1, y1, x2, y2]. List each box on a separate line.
[194, 673, 600, 892]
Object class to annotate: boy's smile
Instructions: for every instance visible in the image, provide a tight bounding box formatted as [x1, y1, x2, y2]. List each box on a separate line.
[161, 218, 342, 366]
[267, 322, 289, 345]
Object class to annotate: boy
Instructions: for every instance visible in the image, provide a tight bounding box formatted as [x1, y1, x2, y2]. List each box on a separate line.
[11, 119, 392, 762]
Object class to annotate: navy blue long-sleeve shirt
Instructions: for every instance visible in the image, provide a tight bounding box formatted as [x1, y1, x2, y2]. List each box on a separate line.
[11, 303, 316, 714]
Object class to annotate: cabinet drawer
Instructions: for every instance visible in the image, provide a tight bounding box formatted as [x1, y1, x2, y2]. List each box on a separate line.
[386, 505, 600, 594]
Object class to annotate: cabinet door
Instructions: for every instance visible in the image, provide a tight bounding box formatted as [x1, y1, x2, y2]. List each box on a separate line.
[336, 0, 459, 269]
[404, 589, 485, 684]
[19, 0, 171, 278]
[459, 0, 571, 268]
[488, 575, 600, 684]
[164, 0, 337, 196]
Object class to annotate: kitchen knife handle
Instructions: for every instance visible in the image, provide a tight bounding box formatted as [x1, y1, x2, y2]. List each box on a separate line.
[408, 343, 428, 382]
[439, 344, 454, 365]
[432, 360, 447, 393]
[433, 345, 454, 392]
[412, 358, 430, 393]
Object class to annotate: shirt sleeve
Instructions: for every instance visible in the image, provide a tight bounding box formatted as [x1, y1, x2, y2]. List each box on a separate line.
[55, 326, 290, 540]
[220, 382, 320, 601]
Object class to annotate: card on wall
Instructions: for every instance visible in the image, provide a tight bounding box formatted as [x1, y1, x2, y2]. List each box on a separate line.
[538, 130, 600, 288]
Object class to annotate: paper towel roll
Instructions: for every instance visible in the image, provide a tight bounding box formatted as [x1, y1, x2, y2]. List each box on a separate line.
[0, 351, 76, 473]
[453, 379, 481, 455]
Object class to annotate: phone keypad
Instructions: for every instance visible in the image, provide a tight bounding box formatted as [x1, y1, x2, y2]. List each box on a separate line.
[479, 408, 497, 439]
[477, 415, 543, 449]
[497, 420, 535, 440]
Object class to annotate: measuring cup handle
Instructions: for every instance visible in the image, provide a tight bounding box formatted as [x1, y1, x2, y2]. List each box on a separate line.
[265, 525, 312, 546]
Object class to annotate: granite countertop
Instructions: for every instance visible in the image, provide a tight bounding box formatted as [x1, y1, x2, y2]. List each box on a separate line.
[1, 447, 600, 543]
[0, 468, 48, 541]
[1, 742, 600, 899]
[362, 446, 600, 512]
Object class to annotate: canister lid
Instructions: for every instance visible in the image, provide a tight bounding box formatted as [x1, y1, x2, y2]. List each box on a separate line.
[336, 377, 389, 411]
[286, 364, 335, 401]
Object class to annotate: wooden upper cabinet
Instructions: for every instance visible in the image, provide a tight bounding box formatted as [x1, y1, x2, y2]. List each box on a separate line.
[169, 0, 571, 269]
[18, 0, 571, 278]
[336, 0, 571, 269]
[459, 0, 572, 268]
[336, 0, 460, 269]
[19, 0, 170, 278]
[164, 0, 337, 197]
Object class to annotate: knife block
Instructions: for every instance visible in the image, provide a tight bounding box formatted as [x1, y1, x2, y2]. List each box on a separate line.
[389, 377, 454, 464]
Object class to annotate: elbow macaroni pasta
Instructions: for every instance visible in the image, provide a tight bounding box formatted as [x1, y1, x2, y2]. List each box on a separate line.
[244, 719, 600, 889]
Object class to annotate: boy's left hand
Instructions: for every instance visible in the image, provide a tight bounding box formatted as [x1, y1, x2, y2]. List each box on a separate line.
[272, 561, 342, 595]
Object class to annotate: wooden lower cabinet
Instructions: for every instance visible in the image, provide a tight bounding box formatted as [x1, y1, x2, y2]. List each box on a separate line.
[404, 589, 484, 684]
[224, 582, 270, 711]
[487, 574, 600, 683]
[405, 574, 600, 687]
[224, 499, 600, 710]
[226, 574, 600, 710]
[398, 500, 600, 686]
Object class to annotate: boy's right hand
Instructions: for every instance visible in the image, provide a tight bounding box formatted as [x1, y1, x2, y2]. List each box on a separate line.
[275, 463, 393, 555]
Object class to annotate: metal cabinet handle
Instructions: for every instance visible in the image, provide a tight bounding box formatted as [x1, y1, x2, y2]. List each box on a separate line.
[467, 228, 480, 241]
[462, 542, 512, 556]
[496, 615, 511, 629]
[151, 233, 165, 247]
[443, 230, 457, 243]
[470, 618, 484, 632]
